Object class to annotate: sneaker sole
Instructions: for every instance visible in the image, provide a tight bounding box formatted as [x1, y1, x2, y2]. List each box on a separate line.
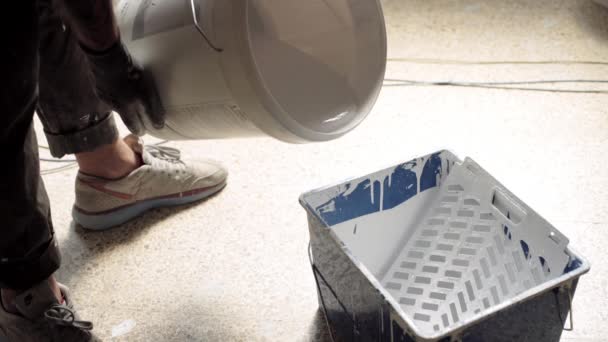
[72, 181, 227, 231]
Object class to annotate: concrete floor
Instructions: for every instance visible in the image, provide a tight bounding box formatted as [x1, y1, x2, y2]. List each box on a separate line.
[34, 0, 607, 340]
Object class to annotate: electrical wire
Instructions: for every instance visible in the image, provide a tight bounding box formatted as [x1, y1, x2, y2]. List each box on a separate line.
[38, 145, 78, 162]
[385, 78, 608, 86]
[385, 57, 608, 93]
[387, 57, 608, 66]
[383, 79, 608, 94]
[40, 163, 79, 175]
[153, 140, 169, 146]
[40, 158, 77, 163]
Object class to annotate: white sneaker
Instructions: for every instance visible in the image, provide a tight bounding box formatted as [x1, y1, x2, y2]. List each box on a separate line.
[72, 136, 228, 230]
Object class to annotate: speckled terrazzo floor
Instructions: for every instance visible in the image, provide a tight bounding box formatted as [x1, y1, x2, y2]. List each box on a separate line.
[33, 0, 608, 340]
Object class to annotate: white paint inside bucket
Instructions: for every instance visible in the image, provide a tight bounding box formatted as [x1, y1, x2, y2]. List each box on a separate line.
[333, 189, 439, 279]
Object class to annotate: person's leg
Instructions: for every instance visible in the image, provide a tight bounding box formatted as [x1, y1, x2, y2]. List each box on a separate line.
[36, 0, 227, 231]
[0, 0, 128, 318]
[37, 0, 140, 180]
[57, 0, 166, 136]
[56, 0, 119, 52]
[75, 140, 142, 179]
[37, 0, 115, 159]
[0, 0, 62, 303]
[0, 4, 97, 340]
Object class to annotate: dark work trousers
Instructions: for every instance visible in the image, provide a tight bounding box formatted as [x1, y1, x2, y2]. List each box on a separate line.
[0, 0, 119, 290]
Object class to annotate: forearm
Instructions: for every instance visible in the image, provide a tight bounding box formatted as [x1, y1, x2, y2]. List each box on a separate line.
[56, 0, 119, 51]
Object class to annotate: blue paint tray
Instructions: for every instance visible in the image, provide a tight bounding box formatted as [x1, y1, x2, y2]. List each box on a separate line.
[300, 150, 589, 341]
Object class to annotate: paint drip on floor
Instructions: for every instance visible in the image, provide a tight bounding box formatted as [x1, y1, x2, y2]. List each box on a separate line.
[111, 319, 136, 338]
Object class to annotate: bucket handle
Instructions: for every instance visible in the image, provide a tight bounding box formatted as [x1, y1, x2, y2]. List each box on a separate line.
[190, 0, 223, 52]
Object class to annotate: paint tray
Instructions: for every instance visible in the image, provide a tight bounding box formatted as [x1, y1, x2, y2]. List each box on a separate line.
[300, 150, 589, 341]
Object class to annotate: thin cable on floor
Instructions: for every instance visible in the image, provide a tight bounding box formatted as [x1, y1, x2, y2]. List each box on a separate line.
[40, 163, 79, 175]
[385, 58, 608, 93]
[387, 57, 608, 66]
[40, 157, 77, 163]
[384, 78, 608, 85]
[383, 79, 608, 94]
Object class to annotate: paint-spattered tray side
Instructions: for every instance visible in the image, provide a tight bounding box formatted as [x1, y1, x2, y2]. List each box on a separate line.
[300, 150, 590, 341]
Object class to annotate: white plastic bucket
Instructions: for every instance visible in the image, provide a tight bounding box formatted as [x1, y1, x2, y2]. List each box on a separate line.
[116, 0, 387, 143]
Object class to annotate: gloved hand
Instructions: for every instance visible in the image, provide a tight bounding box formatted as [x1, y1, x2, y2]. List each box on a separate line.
[84, 41, 165, 136]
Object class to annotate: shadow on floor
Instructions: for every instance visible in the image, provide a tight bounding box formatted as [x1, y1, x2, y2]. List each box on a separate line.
[307, 309, 334, 342]
[574, 0, 608, 41]
[56, 193, 221, 285]
[98, 300, 246, 341]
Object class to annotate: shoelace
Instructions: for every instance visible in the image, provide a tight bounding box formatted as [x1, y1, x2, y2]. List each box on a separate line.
[145, 145, 182, 164]
[44, 304, 93, 331]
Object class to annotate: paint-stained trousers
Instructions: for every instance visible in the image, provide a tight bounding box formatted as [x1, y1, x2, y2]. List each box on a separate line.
[0, 0, 119, 289]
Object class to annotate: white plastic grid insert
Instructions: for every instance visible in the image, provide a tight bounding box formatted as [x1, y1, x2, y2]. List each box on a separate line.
[381, 159, 570, 336]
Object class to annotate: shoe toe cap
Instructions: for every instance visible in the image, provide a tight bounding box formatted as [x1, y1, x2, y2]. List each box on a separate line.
[189, 159, 228, 187]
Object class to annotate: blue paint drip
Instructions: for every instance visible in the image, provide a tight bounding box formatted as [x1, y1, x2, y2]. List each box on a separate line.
[383, 163, 418, 210]
[316, 179, 381, 226]
[539, 256, 550, 273]
[563, 257, 582, 274]
[420, 152, 442, 192]
[520, 240, 531, 260]
[314, 152, 448, 225]
[503, 225, 513, 240]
